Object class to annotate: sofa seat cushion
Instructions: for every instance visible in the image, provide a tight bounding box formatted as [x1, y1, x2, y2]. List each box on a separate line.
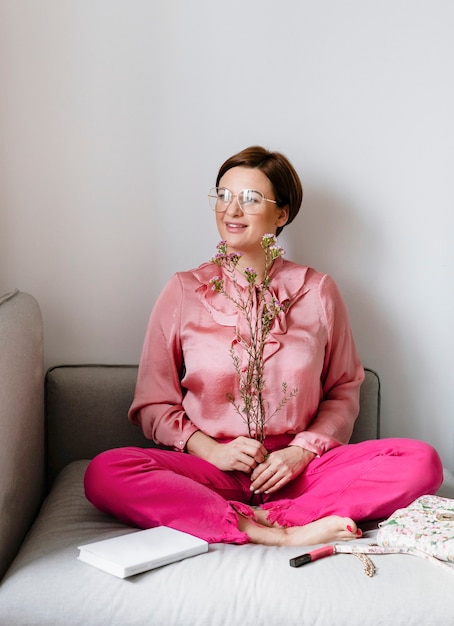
[0, 461, 453, 626]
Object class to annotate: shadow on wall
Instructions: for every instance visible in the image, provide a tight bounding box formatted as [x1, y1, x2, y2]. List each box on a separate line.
[0, 208, 11, 292]
[282, 185, 428, 441]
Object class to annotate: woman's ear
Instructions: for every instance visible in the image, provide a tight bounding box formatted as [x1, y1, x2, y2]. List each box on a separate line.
[276, 206, 289, 228]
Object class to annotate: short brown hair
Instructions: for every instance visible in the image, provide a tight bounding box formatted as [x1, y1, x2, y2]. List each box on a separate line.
[216, 146, 303, 236]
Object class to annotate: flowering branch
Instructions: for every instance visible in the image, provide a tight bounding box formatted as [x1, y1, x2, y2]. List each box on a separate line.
[209, 235, 297, 443]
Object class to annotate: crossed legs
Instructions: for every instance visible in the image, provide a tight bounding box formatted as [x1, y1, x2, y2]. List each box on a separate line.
[84, 438, 443, 546]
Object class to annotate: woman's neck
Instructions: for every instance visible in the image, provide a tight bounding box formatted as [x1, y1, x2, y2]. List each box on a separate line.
[232, 251, 270, 284]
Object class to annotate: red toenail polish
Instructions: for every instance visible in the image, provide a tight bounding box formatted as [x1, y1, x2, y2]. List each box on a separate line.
[346, 525, 353, 533]
[356, 529, 362, 536]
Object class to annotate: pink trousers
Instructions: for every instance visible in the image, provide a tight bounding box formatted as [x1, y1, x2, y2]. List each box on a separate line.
[84, 437, 443, 544]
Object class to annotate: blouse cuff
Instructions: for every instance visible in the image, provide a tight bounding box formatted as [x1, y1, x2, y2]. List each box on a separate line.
[288, 431, 340, 457]
[171, 423, 200, 452]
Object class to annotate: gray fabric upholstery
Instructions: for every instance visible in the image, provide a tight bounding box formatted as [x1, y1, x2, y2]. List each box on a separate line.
[45, 365, 158, 486]
[0, 290, 45, 579]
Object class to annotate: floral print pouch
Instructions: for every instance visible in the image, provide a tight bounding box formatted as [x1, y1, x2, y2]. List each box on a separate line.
[377, 495, 454, 562]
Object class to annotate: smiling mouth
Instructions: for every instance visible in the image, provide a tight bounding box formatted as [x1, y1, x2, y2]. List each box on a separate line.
[225, 222, 246, 230]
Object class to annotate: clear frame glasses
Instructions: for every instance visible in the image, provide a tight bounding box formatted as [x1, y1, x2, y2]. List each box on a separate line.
[208, 187, 278, 214]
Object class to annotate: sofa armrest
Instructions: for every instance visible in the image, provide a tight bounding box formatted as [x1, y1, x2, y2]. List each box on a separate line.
[0, 290, 45, 579]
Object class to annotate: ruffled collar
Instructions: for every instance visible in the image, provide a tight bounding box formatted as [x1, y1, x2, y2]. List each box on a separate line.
[192, 257, 310, 362]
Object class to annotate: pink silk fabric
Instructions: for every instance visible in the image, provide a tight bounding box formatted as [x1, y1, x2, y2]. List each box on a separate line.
[128, 257, 364, 456]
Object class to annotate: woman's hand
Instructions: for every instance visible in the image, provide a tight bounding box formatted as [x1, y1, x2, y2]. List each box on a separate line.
[186, 431, 268, 473]
[209, 436, 268, 472]
[250, 446, 316, 495]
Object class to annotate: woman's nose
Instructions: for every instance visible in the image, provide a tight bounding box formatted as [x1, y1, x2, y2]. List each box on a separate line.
[225, 196, 243, 216]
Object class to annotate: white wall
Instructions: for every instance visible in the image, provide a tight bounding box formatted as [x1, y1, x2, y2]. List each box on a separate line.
[1, 1, 453, 470]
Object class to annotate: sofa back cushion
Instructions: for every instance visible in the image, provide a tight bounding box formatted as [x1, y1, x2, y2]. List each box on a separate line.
[46, 365, 380, 486]
[46, 365, 156, 486]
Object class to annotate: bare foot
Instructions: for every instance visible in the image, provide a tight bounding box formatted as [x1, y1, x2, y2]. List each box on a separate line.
[238, 513, 360, 547]
[283, 516, 360, 546]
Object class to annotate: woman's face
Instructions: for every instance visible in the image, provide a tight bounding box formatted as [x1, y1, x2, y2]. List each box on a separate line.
[215, 166, 288, 256]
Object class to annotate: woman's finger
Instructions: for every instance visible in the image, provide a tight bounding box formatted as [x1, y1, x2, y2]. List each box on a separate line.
[251, 464, 282, 492]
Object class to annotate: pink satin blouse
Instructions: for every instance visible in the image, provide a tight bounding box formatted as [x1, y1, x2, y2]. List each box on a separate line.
[128, 257, 364, 457]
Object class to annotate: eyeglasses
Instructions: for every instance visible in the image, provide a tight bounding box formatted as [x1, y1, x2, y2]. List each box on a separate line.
[208, 187, 278, 214]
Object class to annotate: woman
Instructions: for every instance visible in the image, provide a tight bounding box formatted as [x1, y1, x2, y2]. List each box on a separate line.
[85, 146, 443, 546]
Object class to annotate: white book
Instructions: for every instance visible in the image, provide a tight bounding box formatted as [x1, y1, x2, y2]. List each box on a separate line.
[77, 526, 209, 578]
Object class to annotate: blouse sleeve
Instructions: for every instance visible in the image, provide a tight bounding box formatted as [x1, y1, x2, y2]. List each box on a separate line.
[289, 274, 364, 455]
[128, 274, 199, 451]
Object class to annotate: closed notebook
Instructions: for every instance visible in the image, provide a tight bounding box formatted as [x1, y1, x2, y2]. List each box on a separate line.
[77, 526, 209, 578]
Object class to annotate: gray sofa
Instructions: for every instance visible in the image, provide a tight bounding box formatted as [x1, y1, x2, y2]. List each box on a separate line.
[1, 290, 453, 626]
